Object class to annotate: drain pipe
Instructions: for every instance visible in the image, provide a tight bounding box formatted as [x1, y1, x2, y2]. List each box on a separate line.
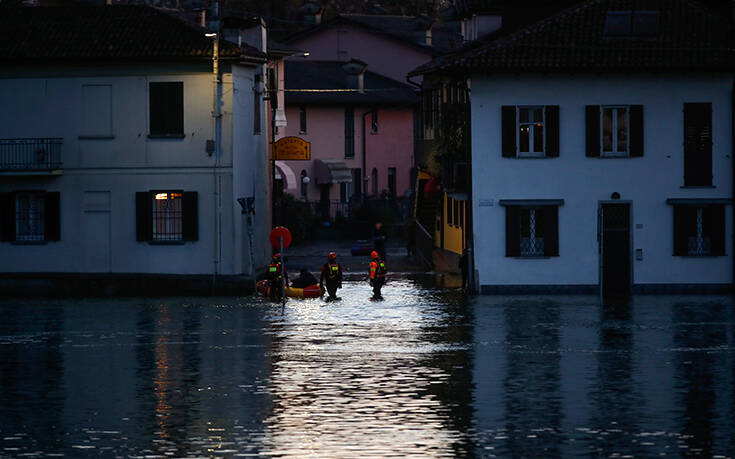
[731, 77, 735, 290]
[210, 4, 221, 295]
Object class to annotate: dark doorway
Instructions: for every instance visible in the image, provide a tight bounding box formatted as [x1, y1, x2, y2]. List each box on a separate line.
[319, 185, 330, 220]
[600, 203, 631, 297]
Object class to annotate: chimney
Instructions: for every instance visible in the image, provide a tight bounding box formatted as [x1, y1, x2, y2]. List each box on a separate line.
[300, 1, 324, 25]
[342, 59, 367, 93]
[461, 14, 502, 41]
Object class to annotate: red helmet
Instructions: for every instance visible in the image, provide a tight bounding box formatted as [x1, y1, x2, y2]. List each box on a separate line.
[273, 253, 281, 260]
[371, 251, 379, 260]
[328, 252, 337, 261]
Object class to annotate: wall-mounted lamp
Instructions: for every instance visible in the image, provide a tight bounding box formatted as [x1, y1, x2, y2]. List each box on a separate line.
[302, 176, 311, 184]
[611, 192, 621, 200]
[205, 32, 217, 38]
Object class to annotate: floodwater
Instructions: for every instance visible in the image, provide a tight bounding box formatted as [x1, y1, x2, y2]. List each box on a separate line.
[0, 279, 734, 457]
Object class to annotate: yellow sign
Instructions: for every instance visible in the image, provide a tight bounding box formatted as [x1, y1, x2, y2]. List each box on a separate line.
[273, 136, 311, 160]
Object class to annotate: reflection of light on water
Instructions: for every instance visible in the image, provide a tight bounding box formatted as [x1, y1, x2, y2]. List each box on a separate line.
[153, 308, 171, 440]
[260, 279, 464, 457]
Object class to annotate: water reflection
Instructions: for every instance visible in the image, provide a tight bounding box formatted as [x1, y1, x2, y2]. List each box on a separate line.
[0, 291, 734, 457]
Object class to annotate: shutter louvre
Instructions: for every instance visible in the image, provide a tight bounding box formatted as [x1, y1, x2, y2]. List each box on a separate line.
[501, 106, 517, 157]
[545, 105, 560, 157]
[183, 191, 199, 241]
[0, 192, 15, 241]
[136, 192, 152, 241]
[673, 205, 696, 255]
[505, 206, 521, 256]
[709, 204, 725, 255]
[544, 206, 559, 256]
[44, 192, 61, 241]
[684, 103, 712, 186]
[629, 105, 644, 157]
[585, 105, 601, 157]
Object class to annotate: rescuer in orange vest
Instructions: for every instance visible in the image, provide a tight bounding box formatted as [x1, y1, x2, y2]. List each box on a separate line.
[368, 250, 387, 299]
[320, 252, 343, 301]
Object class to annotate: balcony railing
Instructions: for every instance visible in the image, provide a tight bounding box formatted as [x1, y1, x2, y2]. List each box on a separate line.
[0, 138, 63, 172]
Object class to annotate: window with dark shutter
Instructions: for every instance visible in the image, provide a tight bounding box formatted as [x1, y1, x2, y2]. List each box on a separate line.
[345, 107, 355, 158]
[505, 205, 520, 256]
[501, 106, 517, 157]
[586, 105, 601, 157]
[182, 192, 198, 241]
[673, 204, 725, 256]
[149, 82, 184, 137]
[0, 192, 15, 242]
[545, 105, 560, 157]
[684, 103, 712, 186]
[136, 192, 153, 241]
[629, 105, 644, 157]
[44, 192, 60, 241]
[543, 205, 559, 256]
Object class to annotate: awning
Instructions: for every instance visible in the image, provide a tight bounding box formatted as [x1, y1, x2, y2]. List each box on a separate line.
[314, 160, 352, 185]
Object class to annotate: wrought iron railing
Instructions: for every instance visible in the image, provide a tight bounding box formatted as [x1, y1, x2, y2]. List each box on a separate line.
[415, 220, 434, 269]
[0, 138, 63, 171]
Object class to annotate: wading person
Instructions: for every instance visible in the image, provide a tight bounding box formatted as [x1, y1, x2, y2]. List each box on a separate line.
[368, 250, 387, 300]
[320, 252, 343, 301]
[267, 253, 287, 300]
[291, 268, 318, 288]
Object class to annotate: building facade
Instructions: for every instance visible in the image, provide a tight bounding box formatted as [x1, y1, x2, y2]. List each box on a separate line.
[0, 6, 268, 294]
[414, 0, 735, 293]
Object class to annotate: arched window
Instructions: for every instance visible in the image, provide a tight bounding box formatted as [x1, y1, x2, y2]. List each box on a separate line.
[371, 168, 378, 195]
[300, 170, 308, 200]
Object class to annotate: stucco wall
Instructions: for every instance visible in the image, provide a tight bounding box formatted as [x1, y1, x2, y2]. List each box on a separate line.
[470, 74, 733, 288]
[0, 66, 265, 276]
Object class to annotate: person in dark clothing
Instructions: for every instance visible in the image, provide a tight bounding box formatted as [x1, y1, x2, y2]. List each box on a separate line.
[291, 268, 318, 289]
[267, 253, 287, 300]
[368, 250, 387, 299]
[373, 221, 387, 260]
[320, 252, 343, 301]
[459, 249, 469, 290]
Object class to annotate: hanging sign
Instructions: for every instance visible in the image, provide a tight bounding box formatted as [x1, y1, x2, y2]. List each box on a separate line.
[273, 136, 311, 160]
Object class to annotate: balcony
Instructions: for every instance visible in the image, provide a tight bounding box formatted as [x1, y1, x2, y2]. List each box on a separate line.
[0, 138, 63, 175]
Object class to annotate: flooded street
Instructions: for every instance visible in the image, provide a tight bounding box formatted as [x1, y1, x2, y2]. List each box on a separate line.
[1, 280, 734, 457]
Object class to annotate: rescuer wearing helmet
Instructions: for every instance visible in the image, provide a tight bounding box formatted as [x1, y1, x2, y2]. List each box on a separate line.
[267, 253, 287, 300]
[368, 250, 387, 299]
[320, 252, 343, 302]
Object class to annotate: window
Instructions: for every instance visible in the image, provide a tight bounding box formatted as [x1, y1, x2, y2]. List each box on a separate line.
[340, 182, 350, 203]
[136, 191, 198, 243]
[673, 204, 725, 256]
[371, 111, 378, 134]
[458, 200, 464, 228]
[518, 106, 544, 156]
[586, 105, 643, 157]
[501, 105, 559, 158]
[149, 82, 184, 137]
[299, 106, 307, 134]
[15, 192, 45, 242]
[604, 11, 659, 38]
[80, 84, 113, 138]
[684, 103, 712, 186]
[602, 106, 629, 156]
[447, 196, 453, 225]
[152, 192, 183, 241]
[254, 75, 261, 135]
[371, 168, 378, 195]
[388, 167, 396, 197]
[300, 170, 308, 200]
[351, 168, 362, 197]
[0, 191, 60, 243]
[504, 203, 560, 257]
[345, 107, 355, 158]
[453, 199, 460, 226]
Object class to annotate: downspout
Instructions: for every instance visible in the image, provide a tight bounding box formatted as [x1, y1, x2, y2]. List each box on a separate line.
[731, 77, 735, 291]
[462, 78, 476, 293]
[362, 108, 377, 195]
[211, 23, 221, 295]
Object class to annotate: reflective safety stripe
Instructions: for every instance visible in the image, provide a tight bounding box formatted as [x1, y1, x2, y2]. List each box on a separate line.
[331, 266, 339, 271]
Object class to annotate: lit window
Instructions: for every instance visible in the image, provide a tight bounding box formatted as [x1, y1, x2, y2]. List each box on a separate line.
[518, 107, 544, 157]
[152, 192, 183, 241]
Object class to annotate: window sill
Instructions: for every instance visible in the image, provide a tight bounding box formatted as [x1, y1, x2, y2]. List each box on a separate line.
[511, 256, 554, 259]
[147, 134, 186, 139]
[674, 254, 725, 258]
[680, 185, 715, 189]
[79, 135, 115, 140]
[11, 241, 48, 245]
[148, 240, 186, 245]
[598, 154, 632, 159]
[299, 131, 307, 135]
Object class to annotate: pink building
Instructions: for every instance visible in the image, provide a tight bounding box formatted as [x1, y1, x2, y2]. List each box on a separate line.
[276, 60, 415, 218]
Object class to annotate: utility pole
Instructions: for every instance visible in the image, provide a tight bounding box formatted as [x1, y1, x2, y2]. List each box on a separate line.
[207, 0, 222, 295]
[269, 59, 278, 228]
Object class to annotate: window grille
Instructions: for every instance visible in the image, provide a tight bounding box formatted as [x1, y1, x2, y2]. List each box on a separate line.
[520, 208, 545, 256]
[152, 192, 183, 241]
[15, 192, 45, 242]
[688, 208, 711, 255]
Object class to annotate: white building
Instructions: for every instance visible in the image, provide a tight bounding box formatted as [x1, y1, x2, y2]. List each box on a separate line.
[0, 5, 269, 295]
[415, 0, 735, 294]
